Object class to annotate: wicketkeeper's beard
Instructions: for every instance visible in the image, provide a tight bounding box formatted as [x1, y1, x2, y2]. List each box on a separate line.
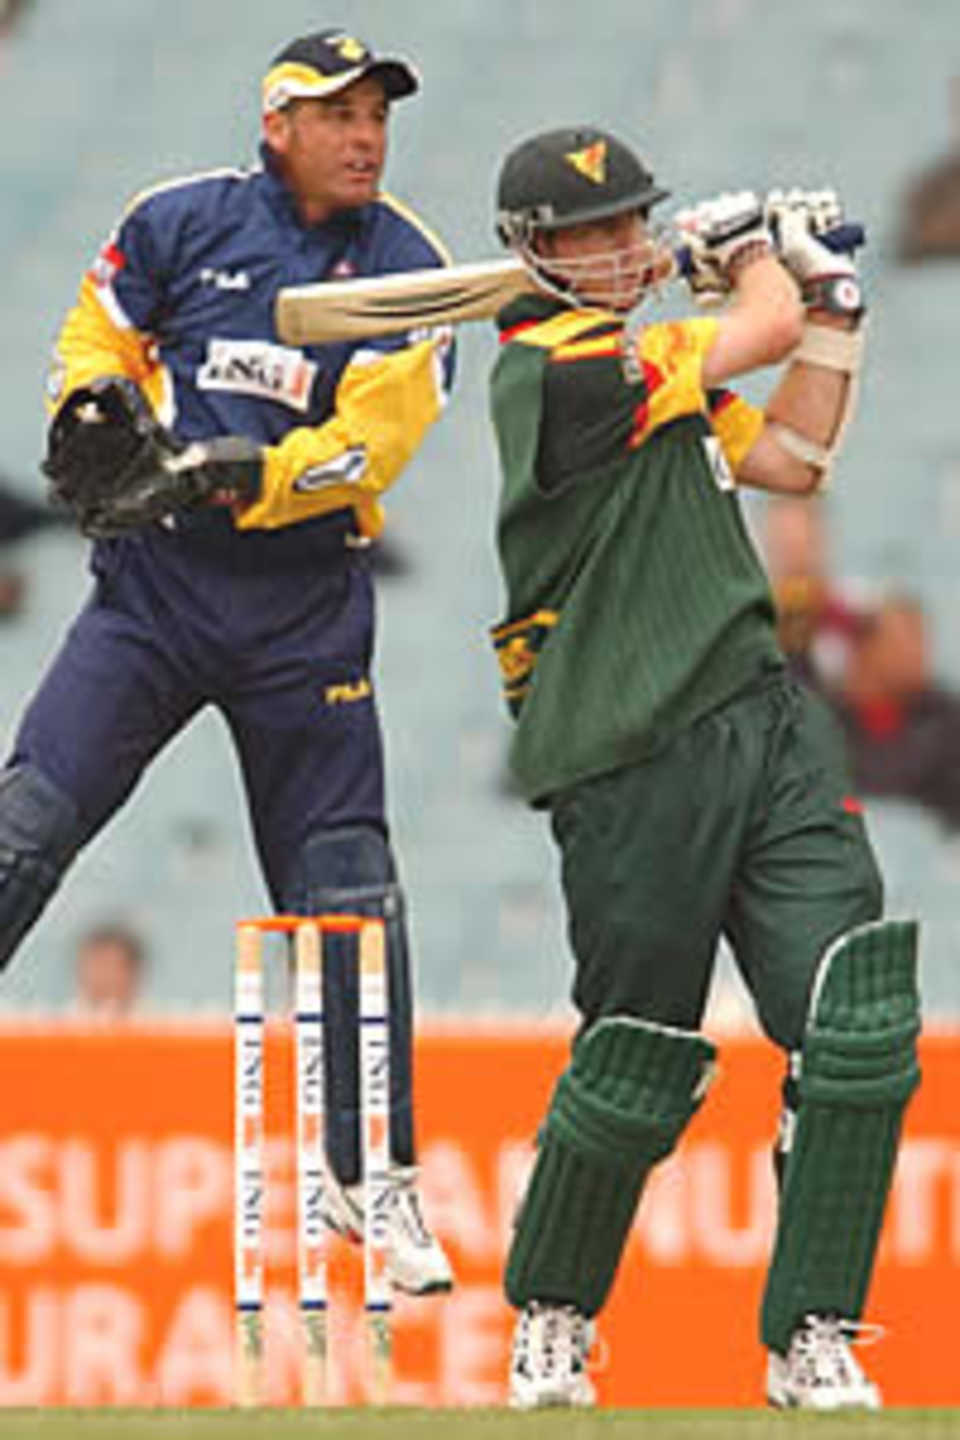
[523, 231, 676, 313]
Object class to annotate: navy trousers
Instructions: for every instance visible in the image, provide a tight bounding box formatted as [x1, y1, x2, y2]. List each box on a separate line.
[12, 514, 387, 904]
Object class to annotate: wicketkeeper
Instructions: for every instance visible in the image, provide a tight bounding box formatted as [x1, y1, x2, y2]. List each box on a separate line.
[0, 26, 454, 1295]
[488, 126, 921, 1410]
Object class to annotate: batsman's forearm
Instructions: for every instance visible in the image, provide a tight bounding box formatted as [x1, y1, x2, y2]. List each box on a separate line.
[730, 254, 803, 327]
[766, 313, 860, 449]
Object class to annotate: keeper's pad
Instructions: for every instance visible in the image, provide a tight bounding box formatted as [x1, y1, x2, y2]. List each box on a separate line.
[281, 825, 414, 1183]
[506, 1017, 716, 1317]
[761, 920, 920, 1353]
[0, 763, 81, 970]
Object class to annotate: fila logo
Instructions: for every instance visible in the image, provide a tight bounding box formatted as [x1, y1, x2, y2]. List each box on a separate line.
[197, 338, 317, 413]
[325, 678, 372, 705]
[565, 140, 607, 185]
[200, 267, 251, 291]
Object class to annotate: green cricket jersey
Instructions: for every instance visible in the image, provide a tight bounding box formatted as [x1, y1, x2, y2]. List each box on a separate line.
[490, 294, 784, 803]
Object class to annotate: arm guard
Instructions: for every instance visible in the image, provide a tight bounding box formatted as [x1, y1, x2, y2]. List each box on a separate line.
[767, 319, 865, 482]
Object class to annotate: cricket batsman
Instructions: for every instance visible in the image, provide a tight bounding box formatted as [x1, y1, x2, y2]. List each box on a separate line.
[487, 126, 920, 1409]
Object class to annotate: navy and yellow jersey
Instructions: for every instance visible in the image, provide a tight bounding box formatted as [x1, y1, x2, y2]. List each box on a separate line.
[489, 295, 782, 803]
[47, 146, 454, 539]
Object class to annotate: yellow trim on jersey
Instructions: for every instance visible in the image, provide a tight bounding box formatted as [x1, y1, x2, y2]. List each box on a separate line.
[377, 191, 453, 265]
[552, 334, 621, 363]
[710, 394, 765, 472]
[510, 307, 612, 351]
[491, 609, 558, 642]
[141, 363, 175, 428]
[120, 167, 250, 221]
[236, 334, 446, 534]
[491, 610, 558, 704]
[46, 276, 159, 416]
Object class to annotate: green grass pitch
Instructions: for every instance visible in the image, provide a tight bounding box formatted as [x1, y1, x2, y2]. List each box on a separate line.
[0, 1410, 958, 1440]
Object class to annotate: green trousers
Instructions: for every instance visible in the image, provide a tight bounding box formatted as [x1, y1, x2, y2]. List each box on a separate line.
[548, 671, 883, 1050]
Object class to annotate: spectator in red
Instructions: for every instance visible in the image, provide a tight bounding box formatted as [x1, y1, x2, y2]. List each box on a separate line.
[829, 593, 960, 831]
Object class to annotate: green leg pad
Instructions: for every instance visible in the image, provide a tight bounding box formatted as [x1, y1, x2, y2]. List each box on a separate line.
[762, 920, 921, 1352]
[506, 1017, 716, 1317]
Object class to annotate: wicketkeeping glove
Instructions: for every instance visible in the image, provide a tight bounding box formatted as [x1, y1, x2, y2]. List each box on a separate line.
[673, 190, 773, 303]
[43, 377, 262, 538]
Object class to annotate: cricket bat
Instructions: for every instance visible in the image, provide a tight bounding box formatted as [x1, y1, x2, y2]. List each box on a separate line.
[275, 225, 865, 346]
[276, 259, 535, 345]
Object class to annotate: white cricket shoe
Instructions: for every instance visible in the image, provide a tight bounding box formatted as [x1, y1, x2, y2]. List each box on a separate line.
[319, 1167, 364, 1243]
[321, 1164, 454, 1296]
[767, 1314, 882, 1411]
[509, 1302, 596, 1410]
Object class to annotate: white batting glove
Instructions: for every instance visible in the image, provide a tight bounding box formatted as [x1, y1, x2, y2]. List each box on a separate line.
[765, 187, 857, 284]
[672, 215, 728, 306]
[674, 190, 772, 294]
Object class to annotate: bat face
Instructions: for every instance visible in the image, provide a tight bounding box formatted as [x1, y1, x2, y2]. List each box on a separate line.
[275, 259, 537, 344]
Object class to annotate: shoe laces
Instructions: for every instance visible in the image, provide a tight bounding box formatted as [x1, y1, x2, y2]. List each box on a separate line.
[791, 1314, 882, 1390]
[390, 1171, 433, 1247]
[521, 1303, 586, 1379]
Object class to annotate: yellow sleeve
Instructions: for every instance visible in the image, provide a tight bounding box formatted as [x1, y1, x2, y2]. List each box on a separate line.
[46, 277, 163, 417]
[708, 391, 765, 473]
[235, 335, 448, 535]
[624, 318, 764, 471]
[627, 317, 719, 442]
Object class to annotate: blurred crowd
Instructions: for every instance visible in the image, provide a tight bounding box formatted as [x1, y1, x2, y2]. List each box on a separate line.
[0, 0, 30, 36]
[0, 472, 71, 621]
[71, 921, 148, 1020]
[763, 495, 960, 832]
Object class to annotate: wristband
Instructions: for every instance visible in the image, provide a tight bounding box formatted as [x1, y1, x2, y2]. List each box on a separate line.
[801, 275, 865, 319]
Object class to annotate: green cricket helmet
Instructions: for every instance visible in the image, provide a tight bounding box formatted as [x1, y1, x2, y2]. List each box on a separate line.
[496, 126, 669, 246]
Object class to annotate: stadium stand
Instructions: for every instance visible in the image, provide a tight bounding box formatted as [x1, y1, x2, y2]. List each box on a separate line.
[0, 0, 957, 1016]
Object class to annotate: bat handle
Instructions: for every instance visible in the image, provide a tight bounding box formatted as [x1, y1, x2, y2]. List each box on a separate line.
[673, 222, 866, 279]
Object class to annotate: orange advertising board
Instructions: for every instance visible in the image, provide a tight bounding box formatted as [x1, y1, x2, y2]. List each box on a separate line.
[0, 1022, 956, 1407]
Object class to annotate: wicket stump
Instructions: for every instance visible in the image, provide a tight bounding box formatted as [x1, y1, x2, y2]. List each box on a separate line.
[233, 913, 391, 1406]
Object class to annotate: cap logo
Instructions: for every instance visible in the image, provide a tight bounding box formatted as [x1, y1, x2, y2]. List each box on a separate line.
[331, 34, 367, 62]
[565, 140, 607, 185]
